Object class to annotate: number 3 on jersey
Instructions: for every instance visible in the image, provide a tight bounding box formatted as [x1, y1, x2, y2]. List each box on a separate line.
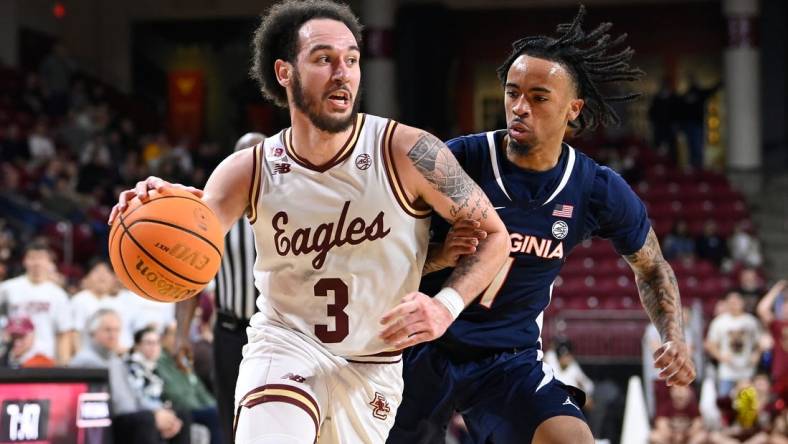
[314, 278, 349, 343]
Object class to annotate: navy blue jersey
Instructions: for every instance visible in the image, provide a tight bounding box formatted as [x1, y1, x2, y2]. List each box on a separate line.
[422, 130, 650, 352]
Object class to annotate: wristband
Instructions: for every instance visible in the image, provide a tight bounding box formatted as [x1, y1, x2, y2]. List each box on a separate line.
[434, 287, 465, 320]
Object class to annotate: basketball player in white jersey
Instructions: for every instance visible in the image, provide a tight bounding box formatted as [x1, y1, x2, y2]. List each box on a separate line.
[107, 1, 509, 443]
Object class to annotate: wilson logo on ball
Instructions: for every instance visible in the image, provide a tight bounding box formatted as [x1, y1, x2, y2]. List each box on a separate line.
[108, 188, 224, 303]
[135, 257, 198, 300]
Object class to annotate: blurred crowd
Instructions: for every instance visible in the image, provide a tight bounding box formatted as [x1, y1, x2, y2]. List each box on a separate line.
[640, 277, 788, 444]
[662, 219, 763, 271]
[1, 44, 786, 444]
[0, 44, 224, 444]
[0, 241, 221, 444]
[0, 43, 226, 287]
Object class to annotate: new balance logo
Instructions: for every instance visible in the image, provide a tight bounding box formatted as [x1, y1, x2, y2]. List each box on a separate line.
[273, 163, 292, 175]
[563, 396, 580, 411]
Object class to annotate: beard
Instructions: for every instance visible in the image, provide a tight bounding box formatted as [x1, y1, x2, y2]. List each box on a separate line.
[507, 137, 533, 156]
[292, 70, 361, 134]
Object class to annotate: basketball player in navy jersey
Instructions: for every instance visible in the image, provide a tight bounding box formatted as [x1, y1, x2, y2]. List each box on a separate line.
[387, 7, 696, 444]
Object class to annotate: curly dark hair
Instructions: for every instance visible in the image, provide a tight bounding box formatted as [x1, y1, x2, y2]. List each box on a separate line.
[250, 0, 363, 108]
[496, 5, 644, 134]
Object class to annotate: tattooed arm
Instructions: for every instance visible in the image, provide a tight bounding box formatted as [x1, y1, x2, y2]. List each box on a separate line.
[379, 126, 508, 349]
[624, 228, 683, 342]
[394, 127, 508, 302]
[624, 227, 696, 386]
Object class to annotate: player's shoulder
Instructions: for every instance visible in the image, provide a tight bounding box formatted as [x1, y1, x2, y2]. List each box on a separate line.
[228, 144, 257, 164]
[386, 123, 453, 164]
[360, 113, 388, 128]
[561, 145, 627, 197]
[387, 121, 422, 147]
[204, 142, 259, 202]
[209, 144, 258, 186]
[568, 146, 610, 175]
[585, 156, 638, 195]
[446, 131, 494, 152]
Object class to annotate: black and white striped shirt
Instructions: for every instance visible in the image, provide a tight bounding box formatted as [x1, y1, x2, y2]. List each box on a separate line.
[215, 219, 257, 321]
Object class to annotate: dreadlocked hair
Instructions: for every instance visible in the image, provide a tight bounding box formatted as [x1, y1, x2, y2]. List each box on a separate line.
[496, 5, 644, 134]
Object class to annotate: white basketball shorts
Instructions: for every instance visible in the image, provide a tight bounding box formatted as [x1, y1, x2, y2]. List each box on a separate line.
[234, 320, 403, 443]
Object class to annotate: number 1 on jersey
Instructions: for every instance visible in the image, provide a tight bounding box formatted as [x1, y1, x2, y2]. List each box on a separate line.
[314, 278, 349, 343]
[478, 257, 514, 309]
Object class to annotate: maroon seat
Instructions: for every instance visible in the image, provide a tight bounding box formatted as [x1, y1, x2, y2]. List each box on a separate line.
[591, 257, 623, 278]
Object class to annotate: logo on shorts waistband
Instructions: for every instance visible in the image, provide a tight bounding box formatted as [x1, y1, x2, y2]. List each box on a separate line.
[369, 392, 390, 421]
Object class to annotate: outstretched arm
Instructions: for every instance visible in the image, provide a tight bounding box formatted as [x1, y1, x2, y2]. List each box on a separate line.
[624, 227, 696, 386]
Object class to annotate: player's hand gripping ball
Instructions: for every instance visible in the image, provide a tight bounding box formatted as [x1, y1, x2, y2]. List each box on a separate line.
[108, 187, 224, 302]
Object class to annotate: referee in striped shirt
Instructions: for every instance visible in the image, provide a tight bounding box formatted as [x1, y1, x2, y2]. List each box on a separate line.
[175, 132, 263, 444]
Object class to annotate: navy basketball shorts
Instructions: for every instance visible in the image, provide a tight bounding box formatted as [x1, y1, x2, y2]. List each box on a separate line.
[387, 343, 587, 444]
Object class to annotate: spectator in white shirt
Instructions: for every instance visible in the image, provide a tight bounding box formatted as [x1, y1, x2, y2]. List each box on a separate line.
[704, 291, 762, 397]
[0, 241, 73, 363]
[116, 288, 175, 335]
[71, 260, 135, 352]
[728, 222, 762, 269]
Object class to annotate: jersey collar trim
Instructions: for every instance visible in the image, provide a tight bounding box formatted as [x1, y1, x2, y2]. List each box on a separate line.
[487, 132, 577, 208]
[486, 131, 514, 201]
[284, 113, 366, 173]
[542, 144, 576, 207]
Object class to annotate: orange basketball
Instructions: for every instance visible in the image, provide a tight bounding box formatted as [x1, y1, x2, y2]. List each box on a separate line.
[108, 188, 224, 303]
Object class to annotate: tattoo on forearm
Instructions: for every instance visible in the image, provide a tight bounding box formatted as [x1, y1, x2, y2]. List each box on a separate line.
[625, 228, 683, 342]
[408, 133, 490, 220]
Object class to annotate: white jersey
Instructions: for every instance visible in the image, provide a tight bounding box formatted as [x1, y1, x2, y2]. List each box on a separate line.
[0, 275, 73, 359]
[71, 290, 134, 350]
[248, 113, 431, 360]
[115, 289, 175, 333]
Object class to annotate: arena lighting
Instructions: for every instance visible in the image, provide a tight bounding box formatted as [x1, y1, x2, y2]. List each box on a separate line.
[53, 2, 66, 19]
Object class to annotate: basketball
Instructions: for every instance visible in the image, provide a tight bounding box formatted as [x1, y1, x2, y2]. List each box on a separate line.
[108, 188, 224, 303]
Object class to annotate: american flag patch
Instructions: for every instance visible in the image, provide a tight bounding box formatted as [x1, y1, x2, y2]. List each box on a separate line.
[552, 204, 574, 218]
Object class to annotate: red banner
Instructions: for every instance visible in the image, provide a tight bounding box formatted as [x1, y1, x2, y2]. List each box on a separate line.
[168, 70, 204, 143]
